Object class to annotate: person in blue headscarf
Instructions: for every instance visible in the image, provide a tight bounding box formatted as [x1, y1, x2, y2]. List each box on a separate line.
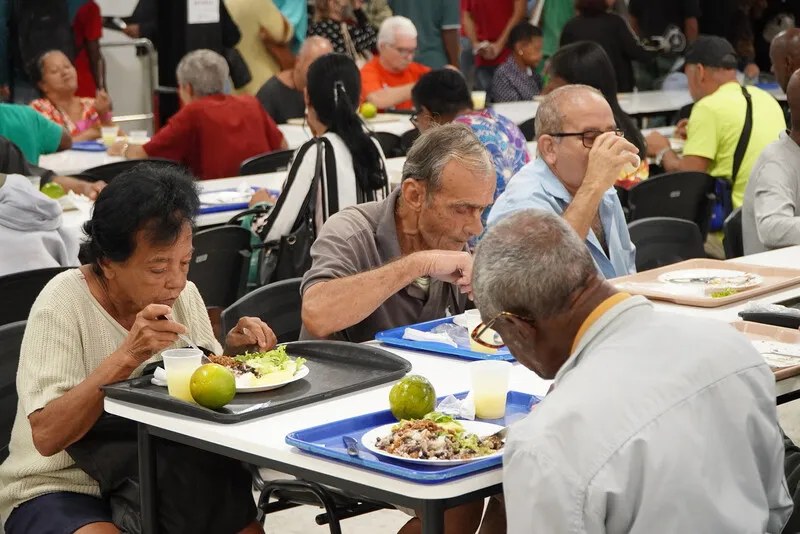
[274, 0, 308, 54]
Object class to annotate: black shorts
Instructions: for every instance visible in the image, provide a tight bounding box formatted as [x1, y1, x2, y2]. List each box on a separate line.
[5, 491, 112, 534]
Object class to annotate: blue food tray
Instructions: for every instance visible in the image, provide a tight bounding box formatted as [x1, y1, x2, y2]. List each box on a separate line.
[286, 391, 540, 483]
[375, 317, 514, 361]
[197, 187, 279, 215]
[72, 140, 107, 152]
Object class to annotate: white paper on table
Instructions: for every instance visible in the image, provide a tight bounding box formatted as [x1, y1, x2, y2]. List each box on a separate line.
[751, 340, 800, 368]
[435, 392, 476, 420]
[64, 190, 93, 218]
[152, 366, 168, 386]
[187, 0, 220, 25]
[402, 328, 457, 347]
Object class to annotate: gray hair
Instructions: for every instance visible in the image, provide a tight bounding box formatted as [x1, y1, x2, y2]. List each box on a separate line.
[534, 84, 604, 140]
[378, 16, 418, 47]
[473, 210, 597, 321]
[402, 123, 494, 193]
[176, 49, 229, 97]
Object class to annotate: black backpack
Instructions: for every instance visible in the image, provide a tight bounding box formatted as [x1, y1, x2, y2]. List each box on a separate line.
[11, 0, 76, 80]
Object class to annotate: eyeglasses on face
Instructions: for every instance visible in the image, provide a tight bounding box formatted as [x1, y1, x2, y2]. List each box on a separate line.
[409, 111, 419, 127]
[389, 44, 416, 57]
[470, 311, 536, 349]
[548, 128, 624, 149]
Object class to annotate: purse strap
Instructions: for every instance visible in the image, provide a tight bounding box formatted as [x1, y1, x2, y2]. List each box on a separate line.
[341, 21, 360, 61]
[730, 85, 753, 187]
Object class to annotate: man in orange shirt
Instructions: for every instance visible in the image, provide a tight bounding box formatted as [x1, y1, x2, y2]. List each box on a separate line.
[360, 16, 431, 110]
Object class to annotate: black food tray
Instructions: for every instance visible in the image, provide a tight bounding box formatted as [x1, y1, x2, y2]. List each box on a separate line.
[103, 341, 411, 424]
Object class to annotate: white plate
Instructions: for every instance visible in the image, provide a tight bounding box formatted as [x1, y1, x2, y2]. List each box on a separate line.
[199, 190, 252, 205]
[234, 365, 310, 393]
[657, 269, 763, 290]
[361, 420, 504, 466]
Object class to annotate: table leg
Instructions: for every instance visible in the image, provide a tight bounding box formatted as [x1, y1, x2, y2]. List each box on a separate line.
[138, 423, 158, 534]
[421, 500, 446, 534]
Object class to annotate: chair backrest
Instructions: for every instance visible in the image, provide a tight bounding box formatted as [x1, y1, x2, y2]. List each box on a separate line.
[519, 118, 535, 141]
[399, 128, 420, 154]
[240, 149, 294, 176]
[221, 278, 303, 343]
[0, 320, 25, 463]
[723, 207, 744, 259]
[81, 158, 184, 183]
[188, 226, 253, 309]
[0, 267, 69, 326]
[627, 171, 716, 238]
[373, 132, 404, 158]
[628, 217, 705, 272]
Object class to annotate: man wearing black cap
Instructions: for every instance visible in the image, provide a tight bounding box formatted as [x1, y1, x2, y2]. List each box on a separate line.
[646, 35, 785, 232]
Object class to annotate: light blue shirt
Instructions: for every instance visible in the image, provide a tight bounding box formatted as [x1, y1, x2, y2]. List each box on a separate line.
[487, 158, 636, 279]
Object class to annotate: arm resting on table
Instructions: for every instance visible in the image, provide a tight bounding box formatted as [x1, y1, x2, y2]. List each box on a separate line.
[365, 84, 415, 110]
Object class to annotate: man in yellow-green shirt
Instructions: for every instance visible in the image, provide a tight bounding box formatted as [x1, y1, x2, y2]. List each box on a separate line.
[646, 36, 786, 209]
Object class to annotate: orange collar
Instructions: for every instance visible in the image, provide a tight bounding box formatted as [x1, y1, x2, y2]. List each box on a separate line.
[571, 293, 631, 353]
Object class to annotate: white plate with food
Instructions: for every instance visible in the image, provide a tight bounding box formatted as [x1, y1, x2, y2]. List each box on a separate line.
[361, 414, 505, 466]
[207, 346, 309, 393]
[199, 190, 253, 205]
[751, 340, 800, 369]
[657, 269, 763, 290]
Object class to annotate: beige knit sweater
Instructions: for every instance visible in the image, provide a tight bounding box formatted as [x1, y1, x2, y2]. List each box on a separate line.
[0, 269, 222, 522]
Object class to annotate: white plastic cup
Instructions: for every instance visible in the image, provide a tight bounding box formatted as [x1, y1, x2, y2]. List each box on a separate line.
[471, 91, 487, 110]
[101, 126, 118, 147]
[128, 130, 148, 144]
[161, 348, 202, 403]
[470, 360, 511, 419]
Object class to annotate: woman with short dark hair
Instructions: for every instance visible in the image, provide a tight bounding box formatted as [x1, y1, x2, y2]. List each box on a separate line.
[560, 0, 655, 93]
[490, 22, 544, 103]
[0, 164, 274, 534]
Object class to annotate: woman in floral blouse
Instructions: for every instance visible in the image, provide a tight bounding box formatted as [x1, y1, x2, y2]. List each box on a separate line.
[30, 50, 115, 142]
[308, 0, 377, 61]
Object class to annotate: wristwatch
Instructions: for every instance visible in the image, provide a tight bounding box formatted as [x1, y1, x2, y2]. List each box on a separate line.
[655, 147, 672, 166]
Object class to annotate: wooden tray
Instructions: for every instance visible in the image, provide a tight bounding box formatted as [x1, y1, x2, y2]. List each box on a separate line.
[731, 321, 800, 381]
[613, 259, 800, 308]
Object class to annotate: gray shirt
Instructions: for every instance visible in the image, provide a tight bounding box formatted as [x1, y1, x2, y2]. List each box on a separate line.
[255, 76, 305, 125]
[299, 187, 467, 343]
[743, 131, 800, 255]
[505, 296, 792, 533]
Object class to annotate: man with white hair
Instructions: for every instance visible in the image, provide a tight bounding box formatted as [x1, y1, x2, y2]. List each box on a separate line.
[472, 209, 792, 533]
[360, 16, 432, 110]
[487, 84, 638, 279]
[109, 49, 288, 180]
[256, 36, 334, 123]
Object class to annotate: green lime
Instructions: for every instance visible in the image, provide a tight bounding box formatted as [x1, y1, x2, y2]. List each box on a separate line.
[190, 364, 236, 409]
[41, 182, 65, 199]
[388, 375, 436, 421]
[360, 102, 378, 119]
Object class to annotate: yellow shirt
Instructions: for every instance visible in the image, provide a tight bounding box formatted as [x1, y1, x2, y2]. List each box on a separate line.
[683, 82, 786, 209]
[224, 0, 293, 96]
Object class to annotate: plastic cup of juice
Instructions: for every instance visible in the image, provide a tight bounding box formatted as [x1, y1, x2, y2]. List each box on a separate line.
[101, 126, 118, 147]
[471, 91, 487, 110]
[470, 360, 511, 419]
[465, 309, 498, 354]
[162, 348, 202, 403]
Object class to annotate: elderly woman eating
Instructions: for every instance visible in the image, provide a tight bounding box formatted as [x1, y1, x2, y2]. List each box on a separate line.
[0, 164, 273, 534]
[29, 50, 115, 142]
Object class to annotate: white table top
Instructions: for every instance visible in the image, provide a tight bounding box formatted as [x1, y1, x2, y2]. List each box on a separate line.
[104, 246, 800, 502]
[39, 150, 124, 177]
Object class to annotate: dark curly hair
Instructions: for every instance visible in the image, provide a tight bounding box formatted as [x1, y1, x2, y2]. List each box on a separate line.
[81, 163, 200, 275]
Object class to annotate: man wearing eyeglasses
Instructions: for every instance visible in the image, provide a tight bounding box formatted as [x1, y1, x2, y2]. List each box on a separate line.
[487, 84, 639, 279]
[471, 209, 792, 533]
[360, 16, 432, 110]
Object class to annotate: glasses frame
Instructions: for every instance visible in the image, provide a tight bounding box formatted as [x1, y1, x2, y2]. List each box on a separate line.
[470, 311, 536, 349]
[409, 111, 419, 128]
[548, 128, 624, 149]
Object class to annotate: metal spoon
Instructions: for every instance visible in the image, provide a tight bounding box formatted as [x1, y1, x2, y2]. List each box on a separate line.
[480, 426, 508, 443]
[158, 314, 211, 363]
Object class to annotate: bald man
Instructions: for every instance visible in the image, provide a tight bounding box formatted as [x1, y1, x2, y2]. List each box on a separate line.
[742, 70, 800, 254]
[771, 28, 800, 93]
[255, 36, 334, 124]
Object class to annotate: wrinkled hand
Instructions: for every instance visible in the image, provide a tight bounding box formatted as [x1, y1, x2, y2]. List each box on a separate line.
[481, 42, 503, 61]
[123, 24, 141, 39]
[744, 62, 760, 79]
[108, 139, 127, 156]
[225, 316, 277, 354]
[79, 179, 106, 200]
[415, 250, 473, 298]
[119, 304, 187, 365]
[673, 118, 689, 140]
[583, 132, 640, 192]
[645, 131, 670, 157]
[94, 90, 112, 116]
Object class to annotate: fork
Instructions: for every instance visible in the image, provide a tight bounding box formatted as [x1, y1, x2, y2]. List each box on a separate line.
[480, 426, 508, 442]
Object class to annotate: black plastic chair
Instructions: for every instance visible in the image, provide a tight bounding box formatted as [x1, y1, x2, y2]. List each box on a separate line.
[627, 171, 716, 239]
[77, 158, 183, 183]
[373, 132, 404, 158]
[399, 128, 420, 154]
[240, 150, 295, 176]
[723, 207, 744, 259]
[519, 117, 535, 141]
[0, 321, 25, 463]
[188, 226, 253, 309]
[0, 267, 70, 326]
[221, 278, 302, 343]
[628, 217, 706, 272]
